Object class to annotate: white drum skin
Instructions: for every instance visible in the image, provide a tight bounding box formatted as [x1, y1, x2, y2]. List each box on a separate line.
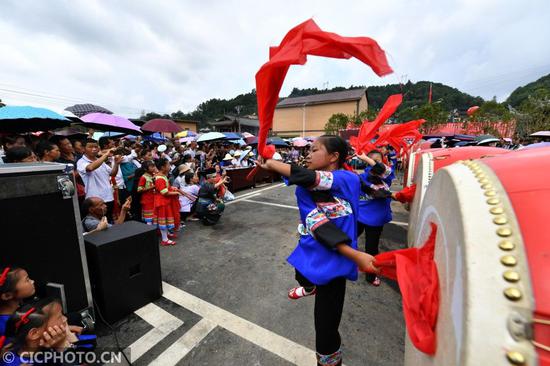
[404, 161, 536, 366]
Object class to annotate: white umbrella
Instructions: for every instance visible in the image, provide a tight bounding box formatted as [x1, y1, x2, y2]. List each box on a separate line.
[530, 131, 550, 137]
[196, 132, 227, 142]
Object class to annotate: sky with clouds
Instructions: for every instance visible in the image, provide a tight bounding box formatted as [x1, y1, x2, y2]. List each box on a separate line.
[1, 0, 549, 117]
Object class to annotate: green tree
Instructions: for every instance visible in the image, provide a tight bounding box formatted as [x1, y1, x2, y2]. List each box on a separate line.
[475, 99, 512, 122]
[324, 113, 350, 134]
[513, 88, 550, 138]
[414, 102, 448, 127]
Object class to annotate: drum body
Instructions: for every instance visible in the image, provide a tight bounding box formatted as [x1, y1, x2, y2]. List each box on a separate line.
[407, 147, 508, 246]
[405, 147, 550, 366]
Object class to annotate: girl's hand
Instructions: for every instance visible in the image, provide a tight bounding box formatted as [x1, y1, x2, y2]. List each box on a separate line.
[255, 157, 270, 170]
[40, 325, 67, 349]
[356, 252, 379, 274]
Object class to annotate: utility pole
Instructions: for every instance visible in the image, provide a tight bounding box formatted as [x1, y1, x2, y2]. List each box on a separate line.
[302, 103, 307, 137]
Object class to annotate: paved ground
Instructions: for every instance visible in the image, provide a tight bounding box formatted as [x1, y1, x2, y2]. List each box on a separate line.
[97, 177, 409, 366]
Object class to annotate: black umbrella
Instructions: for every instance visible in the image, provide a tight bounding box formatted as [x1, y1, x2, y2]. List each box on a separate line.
[65, 104, 113, 118]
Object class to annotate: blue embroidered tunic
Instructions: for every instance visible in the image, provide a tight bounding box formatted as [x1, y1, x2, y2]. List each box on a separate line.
[357, 163, 394, 227]
[286, 166, 360, 285]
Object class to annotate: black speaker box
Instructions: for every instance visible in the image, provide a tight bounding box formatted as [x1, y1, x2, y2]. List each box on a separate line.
[0, 163, 93, 315]
[84, 220, 162, 324]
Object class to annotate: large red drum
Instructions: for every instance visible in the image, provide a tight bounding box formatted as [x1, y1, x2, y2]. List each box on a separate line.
[407, 147, 509, 245]
[406, 147, 550, 366]
[404, 147, 442, 188]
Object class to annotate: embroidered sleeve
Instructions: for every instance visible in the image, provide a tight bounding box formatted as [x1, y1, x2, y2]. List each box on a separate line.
[305, 205, 352, 250]
[288, 164, 316, 187]
[313, 220, 351, 249]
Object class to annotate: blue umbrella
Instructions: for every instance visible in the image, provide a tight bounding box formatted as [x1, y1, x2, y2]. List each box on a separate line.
[143, 132, 167, 143]
[222, 132, 242, 140]
[0, 106, 71, 133]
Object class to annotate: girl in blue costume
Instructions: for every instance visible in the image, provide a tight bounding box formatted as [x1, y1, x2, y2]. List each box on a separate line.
[355, 150, 394, 286]
[257, 135, 378, 366]
[0, 267, 36, 348]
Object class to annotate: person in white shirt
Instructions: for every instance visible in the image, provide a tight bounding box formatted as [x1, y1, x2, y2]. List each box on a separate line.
[231, 151, 241, 167]
[184, 141, 197, 159]
[77, 138, 121, 222]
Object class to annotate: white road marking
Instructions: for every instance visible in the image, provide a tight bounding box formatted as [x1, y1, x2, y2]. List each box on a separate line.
[149, 318, 217, 366]
[242, 199, 299, 210]
[390, 220, 409, 227]
[126, 303, 183, 362]
[228, 182, 286, 202]
[162, 282, 316, 366]
[225, 193, 260, 205]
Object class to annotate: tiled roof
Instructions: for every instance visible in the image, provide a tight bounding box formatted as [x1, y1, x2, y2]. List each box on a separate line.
[276, 89, 366, 108]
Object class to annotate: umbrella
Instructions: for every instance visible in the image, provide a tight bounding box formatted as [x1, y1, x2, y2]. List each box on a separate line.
[222, 132, 242, 140]
[530, 131, 550, 137]
[92, 131, 127, 140]
[141, 118, 182, 133]
[245, 136, 257, 144]
[475, 134, 499, 146]
[175, 130, 197, 138]
[229, 138, 246, 146]
[81, 113, 141, 134]
[292, 138, 309, 147]
[179, 136, 195, 143]
[0, 106, 71, 133]
[196, 132, 227, 142]
[143, 132, 167, 143]
[53, 127, 89, 140]
[247, 136, 289, 147]
[242, 132, 254, 138]
[65, 104, 112, 118]
[523, 142, 550, 149]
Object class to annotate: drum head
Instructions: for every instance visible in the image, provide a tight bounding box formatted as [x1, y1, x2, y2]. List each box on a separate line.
[405, 161, 536, 365]
[407, 147, 509, 246]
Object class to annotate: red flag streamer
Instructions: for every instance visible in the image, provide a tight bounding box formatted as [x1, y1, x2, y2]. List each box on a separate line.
[247, 19, 393, 181]
[349, 94, 403, 154]
[393, 184, 417, 203]
[371, 222, 439, 355]
[375, 118, 426, 156]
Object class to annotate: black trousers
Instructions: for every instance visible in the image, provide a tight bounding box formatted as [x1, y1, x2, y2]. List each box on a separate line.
[296, 271, 346, 361]
[357, 223, 384, 282]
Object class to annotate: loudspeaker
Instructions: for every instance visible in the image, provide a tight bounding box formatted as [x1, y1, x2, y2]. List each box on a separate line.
[0, 163, 94, 316]
[84, 221, 162, 324]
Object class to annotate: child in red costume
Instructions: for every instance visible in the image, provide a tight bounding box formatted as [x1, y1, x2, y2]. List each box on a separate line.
[137, 161, 157, 225]
[154, 158, 182, 246]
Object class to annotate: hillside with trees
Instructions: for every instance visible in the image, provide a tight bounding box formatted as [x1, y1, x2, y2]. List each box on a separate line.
[139, 73, 550, 136]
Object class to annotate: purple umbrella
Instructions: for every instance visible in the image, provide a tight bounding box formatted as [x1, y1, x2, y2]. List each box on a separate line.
[142, 118, 182, 133]
[523, 142, 550, 149]
[81, 113, 141, 134]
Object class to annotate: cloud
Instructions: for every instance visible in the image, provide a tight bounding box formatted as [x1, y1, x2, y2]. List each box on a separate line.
[0, 0, 549, 117]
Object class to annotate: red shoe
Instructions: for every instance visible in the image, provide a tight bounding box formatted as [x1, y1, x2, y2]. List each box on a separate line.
[160, 239, 176, 246]
[288, 286, 316, 300]
[367, 276, 381, 287]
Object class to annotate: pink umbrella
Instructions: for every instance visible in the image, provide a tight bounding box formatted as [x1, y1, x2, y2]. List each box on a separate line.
[142, 118, 182, 133]
[242, 132, 254, 138]
[292, 138, 309, 147]
[81, 113, 141, 134]
[179, 136, 195, 143]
